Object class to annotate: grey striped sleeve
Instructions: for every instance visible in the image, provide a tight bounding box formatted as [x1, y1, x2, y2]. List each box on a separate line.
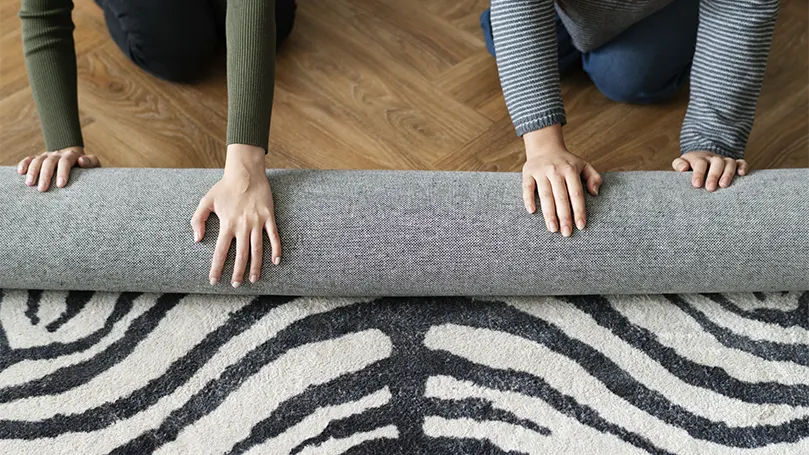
[491, 0, 566, 136]
[680, 0, 778, 159]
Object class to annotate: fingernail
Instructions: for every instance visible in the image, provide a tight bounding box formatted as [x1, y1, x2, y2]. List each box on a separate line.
[209, 277, 218, 286]
[250, 274, 258, 283]
[26, 178, 33, 186]
[562, 225, 572, 237]
[194, 233, 200, 242]
[526, 205, 534, 214]
[549, 221, 558, 233]
[232, 281, 241, 288]
[273, 257, 280, 265]
[594, 186, 599, 196]
[576, 219, 585, 230]
[57, 177, 65, 187]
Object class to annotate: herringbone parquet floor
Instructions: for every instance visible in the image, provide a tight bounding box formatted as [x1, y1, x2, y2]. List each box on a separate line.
[1, 0, 806, 171]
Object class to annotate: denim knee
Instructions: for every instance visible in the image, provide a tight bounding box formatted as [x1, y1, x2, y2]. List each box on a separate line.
[584, 55, 689, 104]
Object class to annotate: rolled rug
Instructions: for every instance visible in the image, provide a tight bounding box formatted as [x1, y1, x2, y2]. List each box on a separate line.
[0, 166, 806, 295]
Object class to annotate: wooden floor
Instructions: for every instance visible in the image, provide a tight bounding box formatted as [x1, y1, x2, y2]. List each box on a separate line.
[1, 0, 807, 171]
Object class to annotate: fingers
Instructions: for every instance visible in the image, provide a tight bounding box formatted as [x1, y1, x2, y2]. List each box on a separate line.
[522, 174, 537, 214]
[582, 164, 602, 196]
[249, 228, 263, 283]
[737, 160, 749, 176]
[56, 154, 78, 188]
[672, 157, 691, 172]
[536, 178, 557, 232]
[37, 155, 59, 192]
[21, 150, 94, 189]
[18, 157, 33, 175]
[565, 173, 587, 231]
[78, 155, 100, 168]
[265, 218, 282, 265]
[209, 226, 233, 286]
[704, 156, 725, 192]
[231, 229, 249, 288]
[25, 155, 45, 187]
[690, 158, 708, 188]
[719, 158, 737, 188]
[549, 175, 573, 237]
[191, 197, 213, 242]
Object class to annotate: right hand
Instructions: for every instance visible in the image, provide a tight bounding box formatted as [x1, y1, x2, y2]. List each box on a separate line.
[17, 147, 101, 192]
[521, 125, 601, 237]
[191, 144, 282, 288]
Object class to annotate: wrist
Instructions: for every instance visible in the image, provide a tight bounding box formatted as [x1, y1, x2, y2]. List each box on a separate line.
[60, 146, 85, 155]
[523, 124, 566, 159]
[225, 144, 266, 172]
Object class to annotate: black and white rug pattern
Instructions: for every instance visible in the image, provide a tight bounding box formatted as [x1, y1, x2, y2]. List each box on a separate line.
[0, 290, 807, 454]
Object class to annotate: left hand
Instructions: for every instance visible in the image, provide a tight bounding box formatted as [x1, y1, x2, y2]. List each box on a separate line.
[672, 151, 749, 192]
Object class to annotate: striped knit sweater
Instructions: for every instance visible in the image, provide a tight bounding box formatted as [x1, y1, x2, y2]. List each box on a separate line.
[490, 0, 779, 159]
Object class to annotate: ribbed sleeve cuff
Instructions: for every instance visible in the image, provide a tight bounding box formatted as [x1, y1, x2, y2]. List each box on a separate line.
[225, 0, 275, 154]
[514, 111, 567, 136]
[44, 130, 84, 152]
[21, 0, 84, 152]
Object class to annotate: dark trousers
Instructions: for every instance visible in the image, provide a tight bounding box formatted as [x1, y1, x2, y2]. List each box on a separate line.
[94, 0, 297, 83]
[480, 0, 699, 104]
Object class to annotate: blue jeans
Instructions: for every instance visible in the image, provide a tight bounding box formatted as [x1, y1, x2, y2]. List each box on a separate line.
[480, 0, 699, 104]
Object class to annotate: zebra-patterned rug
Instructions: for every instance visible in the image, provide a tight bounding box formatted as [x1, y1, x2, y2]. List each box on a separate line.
[0, 290, 807, 455]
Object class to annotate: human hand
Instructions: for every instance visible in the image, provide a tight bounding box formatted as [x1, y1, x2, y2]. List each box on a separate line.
[190, 144, 281, 287]
[673, 151, 748, 192]
[17, 147, 101, 191]
[522, 126, 601, 237]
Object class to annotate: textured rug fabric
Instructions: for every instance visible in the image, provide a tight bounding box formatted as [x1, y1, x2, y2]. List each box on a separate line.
[4, 167, 809, 296]
[0, 290, 807, 454]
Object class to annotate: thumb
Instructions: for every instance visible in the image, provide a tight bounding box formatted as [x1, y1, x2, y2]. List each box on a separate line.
[581, 163, 602, 196]
[191, 197, 214, 242]
[672, 157, 690, 172]
[78, 155, 101, 168]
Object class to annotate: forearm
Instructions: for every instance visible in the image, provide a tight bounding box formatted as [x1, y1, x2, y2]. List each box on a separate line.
[20, 0, 83, 151]
[491, 0, 565, 136]
[680, 0, 779, 159]
[225, 0, 276, 153]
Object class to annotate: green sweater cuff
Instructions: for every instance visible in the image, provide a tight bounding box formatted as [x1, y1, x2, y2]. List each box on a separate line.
[225, 0, 276, 153]
[20, 0, 84, 151]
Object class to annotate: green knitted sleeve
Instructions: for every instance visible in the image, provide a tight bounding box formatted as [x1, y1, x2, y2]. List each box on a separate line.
[225, 0, 276, 153]
[20, 0, 84, 151]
